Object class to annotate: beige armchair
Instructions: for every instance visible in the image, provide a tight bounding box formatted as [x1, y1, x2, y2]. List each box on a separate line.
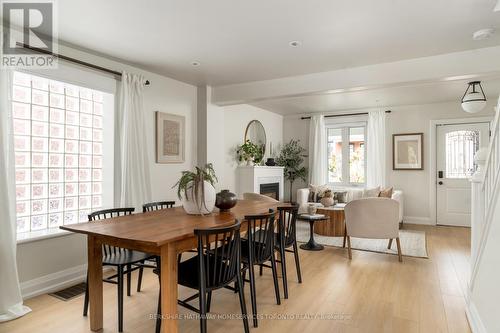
[344, 198, 402, 262]
[242, 192, 279, 202]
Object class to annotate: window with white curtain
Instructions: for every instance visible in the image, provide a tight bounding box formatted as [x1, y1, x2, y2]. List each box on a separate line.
[327, 123, 366, 186]
[12, 71, 114, 234]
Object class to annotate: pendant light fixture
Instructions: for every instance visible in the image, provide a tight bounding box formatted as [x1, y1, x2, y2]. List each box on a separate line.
[461, 81, 487, 113]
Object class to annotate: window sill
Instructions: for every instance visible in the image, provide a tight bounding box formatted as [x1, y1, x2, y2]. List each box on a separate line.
[16, 228, 73, 245]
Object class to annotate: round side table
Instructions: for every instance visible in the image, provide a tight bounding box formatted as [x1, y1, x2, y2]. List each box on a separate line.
[298, 214, 328, 251]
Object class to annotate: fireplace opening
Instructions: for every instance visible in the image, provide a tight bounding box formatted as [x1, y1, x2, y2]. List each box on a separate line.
[260, 182, 279, 200]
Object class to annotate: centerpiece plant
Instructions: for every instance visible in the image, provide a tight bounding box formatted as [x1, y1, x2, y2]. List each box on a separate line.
[174, 163, 218, 215]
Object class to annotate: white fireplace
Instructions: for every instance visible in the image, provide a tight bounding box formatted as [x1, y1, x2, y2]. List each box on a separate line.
[237, 166, 285, 201]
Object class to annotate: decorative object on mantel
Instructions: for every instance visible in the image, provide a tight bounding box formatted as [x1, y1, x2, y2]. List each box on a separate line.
[320, 189, 334, 207]
[155, 112, 185, 163]
[393, 133, 424, 170]
[266, 141, 277, 166]
[276, 139, 308, 202]
[461, 81, 487, 114]
[174, 163, 217, 215]
[215, 189, 237, 212]
[265, 157, 276, 166]
[236, 140, 263, 165]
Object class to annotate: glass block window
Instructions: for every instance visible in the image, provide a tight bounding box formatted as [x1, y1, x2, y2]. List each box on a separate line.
[12, 72, 104, 233]
[445, 130, 480, 179]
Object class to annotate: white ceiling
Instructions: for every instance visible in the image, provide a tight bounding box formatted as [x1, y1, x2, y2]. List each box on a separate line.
[56, 0, 500, 85]
[251, 76, 500, 115]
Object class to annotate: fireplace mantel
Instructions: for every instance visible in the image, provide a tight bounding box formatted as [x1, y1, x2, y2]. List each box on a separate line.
[237, 166, 285, 201]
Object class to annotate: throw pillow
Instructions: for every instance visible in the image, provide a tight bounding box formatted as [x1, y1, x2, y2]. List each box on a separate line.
[363, 186, 381, 198]
[334, 191, 348, 203]
[308, 184, 329, 202]
[379, 187, 394, 198]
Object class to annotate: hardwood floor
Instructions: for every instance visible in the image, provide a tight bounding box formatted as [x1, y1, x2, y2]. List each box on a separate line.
[0, 224, 471, 333]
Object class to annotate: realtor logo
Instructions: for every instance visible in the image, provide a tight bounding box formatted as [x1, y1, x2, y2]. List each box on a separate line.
[1, 0, 57, 68]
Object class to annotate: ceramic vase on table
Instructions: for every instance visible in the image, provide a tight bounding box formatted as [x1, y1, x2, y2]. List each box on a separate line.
[182, 180, 216, 215]
[320, 196, 334, 207]
[215, 189, 237, 212]
[307, 204, 317, 215]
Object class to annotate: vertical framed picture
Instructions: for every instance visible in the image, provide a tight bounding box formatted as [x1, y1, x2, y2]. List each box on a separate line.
[156, 112, 185, 163]
[393, 133, 423, 170]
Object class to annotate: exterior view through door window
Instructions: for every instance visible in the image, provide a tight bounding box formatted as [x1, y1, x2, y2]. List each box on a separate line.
[445, 130, 480, 178]
[12, 72, 106, 234]
[327, 125, 366, 186]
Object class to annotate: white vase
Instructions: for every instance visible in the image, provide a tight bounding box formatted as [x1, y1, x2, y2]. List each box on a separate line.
[182, 180, 216, 215]
[246, 158, 254, 166]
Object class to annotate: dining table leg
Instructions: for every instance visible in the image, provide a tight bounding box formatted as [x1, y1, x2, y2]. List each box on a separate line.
[88, 235, 103, 331]
[160, 243, 179, 333]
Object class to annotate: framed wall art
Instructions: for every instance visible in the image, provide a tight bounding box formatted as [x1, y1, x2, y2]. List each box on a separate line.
[156, 111, 185, 163]
[393, 133, 423, 170]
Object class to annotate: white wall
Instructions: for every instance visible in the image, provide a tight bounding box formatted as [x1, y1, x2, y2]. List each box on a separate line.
[16, 43, 197, 297]
[283, 101, 495, 222]
[207, 103, 283, 193]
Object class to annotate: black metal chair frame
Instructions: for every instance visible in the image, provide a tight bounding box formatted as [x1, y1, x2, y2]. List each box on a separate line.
[258, 205, 302, 299]
[155, 221, 249, 333]
[82, 208, 156, 332]
[237, 211, 281, 328]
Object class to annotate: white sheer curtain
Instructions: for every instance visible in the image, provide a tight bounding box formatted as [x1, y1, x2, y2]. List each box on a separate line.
[308, 115, 327, 185]
[367, 110, 387, 188]
[116, 72, 152, 211]
[0, 70, 31, 322]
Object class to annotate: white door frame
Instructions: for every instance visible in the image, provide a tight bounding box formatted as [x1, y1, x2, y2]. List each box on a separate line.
[429, 116, 492, 226]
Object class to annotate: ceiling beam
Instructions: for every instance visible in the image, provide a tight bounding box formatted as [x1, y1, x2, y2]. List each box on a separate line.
[211, 46, 500, 106]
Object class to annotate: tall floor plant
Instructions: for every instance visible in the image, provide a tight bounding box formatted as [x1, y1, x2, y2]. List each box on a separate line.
[276, 140, 308, 202]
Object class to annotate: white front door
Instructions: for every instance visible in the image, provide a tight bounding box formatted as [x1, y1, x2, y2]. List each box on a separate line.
[436, 122, 490, 226]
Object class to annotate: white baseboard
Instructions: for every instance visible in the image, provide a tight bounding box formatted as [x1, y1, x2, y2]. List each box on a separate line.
[403, 216, 434, 225]
[466, 299, 487, 333]
[20, 264, 88, 300]
[20, 264, 114, 300]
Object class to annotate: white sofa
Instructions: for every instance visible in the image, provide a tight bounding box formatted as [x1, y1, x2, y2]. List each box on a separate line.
[296, 187, 404, 223]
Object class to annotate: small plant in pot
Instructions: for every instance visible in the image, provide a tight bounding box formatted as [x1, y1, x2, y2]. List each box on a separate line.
[236, 140, 263, 166]
[174, 163, 218, 215]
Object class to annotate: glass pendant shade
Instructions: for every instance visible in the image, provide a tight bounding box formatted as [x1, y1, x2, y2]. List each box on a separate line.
[461, 81, 487, 113]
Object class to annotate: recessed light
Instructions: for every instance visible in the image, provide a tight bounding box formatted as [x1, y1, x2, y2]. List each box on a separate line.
[289, 41, 301, 47]
[191, 61, 201, 66]
[473, 28, 495, 40]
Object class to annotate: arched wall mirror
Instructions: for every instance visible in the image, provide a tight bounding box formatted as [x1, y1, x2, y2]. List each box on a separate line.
[244, 120, 266, 154]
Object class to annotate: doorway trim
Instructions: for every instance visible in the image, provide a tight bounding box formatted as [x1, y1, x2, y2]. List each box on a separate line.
[429, 116, 492, 226]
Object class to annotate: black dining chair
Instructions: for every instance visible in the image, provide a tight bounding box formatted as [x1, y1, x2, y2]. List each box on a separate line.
[142, 201, 175, 212]
[239, 211, 281, 328]
[259, 205, 302, 299]
[137, 201, 176, 292]
[83, 208, 156, 332]
[154, 220, 249, 333]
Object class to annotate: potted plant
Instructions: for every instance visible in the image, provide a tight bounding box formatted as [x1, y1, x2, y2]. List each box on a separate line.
[276, 139, 308, 202]
[236, 140, 262, 165]
[174, 163, 218, 215]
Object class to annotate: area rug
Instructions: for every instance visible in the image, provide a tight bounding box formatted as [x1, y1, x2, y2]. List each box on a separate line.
[296, 221, 428, 258]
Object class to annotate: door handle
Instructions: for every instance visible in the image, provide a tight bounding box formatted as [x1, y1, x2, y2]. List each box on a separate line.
[438, 181, 443, 185]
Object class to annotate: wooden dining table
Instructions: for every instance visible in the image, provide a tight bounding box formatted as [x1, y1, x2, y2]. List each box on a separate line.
[60, 199, 284, 333]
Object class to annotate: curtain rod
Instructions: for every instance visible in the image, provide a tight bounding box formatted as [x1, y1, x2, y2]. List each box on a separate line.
[17, 43, 150, 86]
[300, 110, 391, 120]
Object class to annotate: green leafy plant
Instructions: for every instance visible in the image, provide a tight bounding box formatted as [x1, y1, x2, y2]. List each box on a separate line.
[276, 139, 308, 202]
[236, 140, 264, 164]
[173, 163, 218, 214]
